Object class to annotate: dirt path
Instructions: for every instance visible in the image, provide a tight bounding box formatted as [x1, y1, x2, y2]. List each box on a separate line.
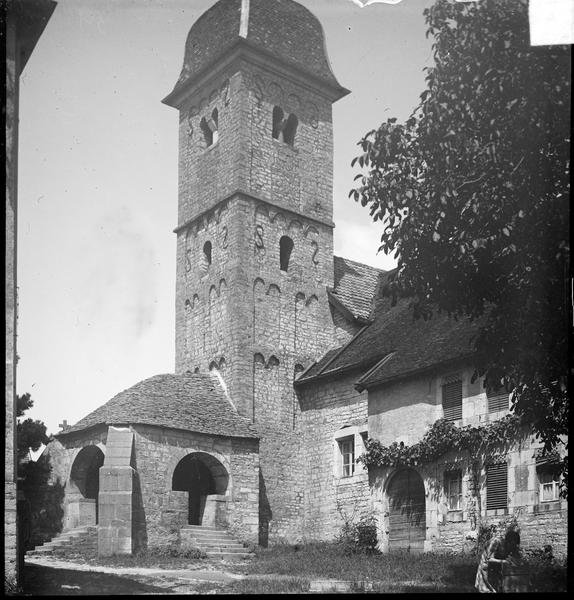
[22, 556, 243, 595]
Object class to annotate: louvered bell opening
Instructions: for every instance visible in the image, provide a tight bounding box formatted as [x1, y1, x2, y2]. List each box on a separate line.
[442, 380, 462, 421]
[488, 389, 509, 413]
[486, 463, 508, 510]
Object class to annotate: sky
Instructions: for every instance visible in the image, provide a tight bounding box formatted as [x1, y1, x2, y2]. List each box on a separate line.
[16, 0, 435, 435]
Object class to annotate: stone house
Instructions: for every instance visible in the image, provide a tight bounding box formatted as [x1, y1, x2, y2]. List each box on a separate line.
[41, 0, 567, 558]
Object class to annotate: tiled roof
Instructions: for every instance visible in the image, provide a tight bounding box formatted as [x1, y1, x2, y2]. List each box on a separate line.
[166, 0, 345, 100]
[57, 373, 258, 439]
[330, 256, 384, 322]
[300, 270, 484, 389]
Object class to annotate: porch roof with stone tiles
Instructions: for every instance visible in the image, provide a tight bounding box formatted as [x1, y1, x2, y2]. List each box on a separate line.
[56, 373, 259, 440]
[297, 270, 484, 391]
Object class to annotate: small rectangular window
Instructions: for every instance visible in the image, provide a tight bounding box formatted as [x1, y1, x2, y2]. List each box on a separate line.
[487, 388, 509, 413]
[538, 467, 560, 502]
[486, 463, 508, 510]
[444, 470, 462, 510]
[442, 379, 462, 421]
[339, 437, 355, 478]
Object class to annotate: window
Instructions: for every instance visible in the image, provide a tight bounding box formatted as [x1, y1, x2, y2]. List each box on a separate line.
[272, 105, 298, 146]
[444, 470, 462, 511]
[283, 113, 298, 145]
[200, 107, 218, 147]
[279, 236, 294, 271]
[339, 437, 355, 478]
[442, 378, 462, 421]
[201, 241, 212, 273]
[272, 106, 284, 140]
[486, 462, 508, 511]
[537, 464, 561, 502]
[487, 387, 509, 413]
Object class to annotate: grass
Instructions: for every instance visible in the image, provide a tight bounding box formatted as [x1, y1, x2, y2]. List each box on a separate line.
[50, 545, 211, 570]
[45, 540, 567, 594]
[227, 542, 479, 590]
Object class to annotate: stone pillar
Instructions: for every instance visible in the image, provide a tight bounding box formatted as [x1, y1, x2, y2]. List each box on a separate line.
[98, 427, 135, 556]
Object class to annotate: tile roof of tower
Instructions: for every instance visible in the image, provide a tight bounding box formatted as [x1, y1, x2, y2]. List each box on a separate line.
[56, 373, 258, 439]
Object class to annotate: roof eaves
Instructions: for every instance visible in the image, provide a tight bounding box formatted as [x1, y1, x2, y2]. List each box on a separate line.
[357, 352, 477, 393]
[354, 352, 396, 392]
[294, 324, 371, 386]
[56, 419, 259, 440]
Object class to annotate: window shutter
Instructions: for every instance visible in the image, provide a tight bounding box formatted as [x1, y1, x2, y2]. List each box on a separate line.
[486, 463, 508, 510]
[488, 388, 509, 413]
[442, 380, 462, 421]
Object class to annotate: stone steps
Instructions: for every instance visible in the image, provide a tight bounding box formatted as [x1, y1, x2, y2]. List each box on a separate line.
[180, 525, 253, 560]
[26, 526, 97, 558]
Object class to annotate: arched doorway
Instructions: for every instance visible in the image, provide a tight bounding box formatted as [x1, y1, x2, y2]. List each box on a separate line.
[67, 445, 105, 528]
[172, 453, 228, 526]
[387, 468, 426, 552]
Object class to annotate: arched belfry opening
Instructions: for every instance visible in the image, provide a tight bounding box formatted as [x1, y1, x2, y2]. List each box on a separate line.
[279, 235, 294, 271]
[67, 445, 105, 528]
[172, 452, 229, 526]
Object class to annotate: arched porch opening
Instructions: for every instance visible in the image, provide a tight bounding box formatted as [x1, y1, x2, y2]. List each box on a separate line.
[66, 445, 105, 529]
[386, 467, 426, 553]
[172, 452, 229, 527]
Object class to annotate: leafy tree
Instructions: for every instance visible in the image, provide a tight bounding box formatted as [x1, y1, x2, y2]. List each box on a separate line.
[17, 393, 54, 551]
[17, 392, 50, 460]
[351, 0, 569, 494]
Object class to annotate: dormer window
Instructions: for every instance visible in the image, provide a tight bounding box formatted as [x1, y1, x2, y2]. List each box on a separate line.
[200, 108, 219, 147]
[279, 236, 294, 271]
[272, 106, 298, 146]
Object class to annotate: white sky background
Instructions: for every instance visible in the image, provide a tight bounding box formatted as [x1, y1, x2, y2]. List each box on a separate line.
[16, 0, 434, 435]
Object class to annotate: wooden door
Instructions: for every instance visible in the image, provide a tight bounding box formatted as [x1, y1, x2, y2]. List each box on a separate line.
[388, 469, 426, 552]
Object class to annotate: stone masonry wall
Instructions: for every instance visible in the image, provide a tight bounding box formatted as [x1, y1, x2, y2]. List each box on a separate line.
[172, 47, 341, 544]
[298, 373, 370, 542]
[133, 425, 259, 547]
[5, 14, 18, 587]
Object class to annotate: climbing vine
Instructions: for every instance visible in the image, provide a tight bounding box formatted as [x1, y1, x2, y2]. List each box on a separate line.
[358, 415, 523, 469]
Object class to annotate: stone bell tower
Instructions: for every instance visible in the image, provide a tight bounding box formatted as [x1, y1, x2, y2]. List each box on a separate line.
[163, 0, 348, 542]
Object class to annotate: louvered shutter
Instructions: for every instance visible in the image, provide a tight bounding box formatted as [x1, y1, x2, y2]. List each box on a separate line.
[442, 380, 462, 421]
[486, 463, 508, 510]
[487, 388, 509, 413]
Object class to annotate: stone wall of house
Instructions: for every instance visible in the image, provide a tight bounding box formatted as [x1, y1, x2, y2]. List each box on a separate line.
[298, 373, 370, 541]
[132, 425, 259, 547]
[367, 365, 568, 558]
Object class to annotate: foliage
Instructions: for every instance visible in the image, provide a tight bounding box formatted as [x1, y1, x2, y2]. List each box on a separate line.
[16, 393, 59, 551]
[336, 513, 380, 556]
[521, 546, 568, 593]
[359, 415, 522, 469]
[16, 393, 50, 460]
[350, 0, 569, 494]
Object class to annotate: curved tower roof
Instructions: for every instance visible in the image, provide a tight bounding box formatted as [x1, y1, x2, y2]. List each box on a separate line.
[164, 0, 346, 103]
